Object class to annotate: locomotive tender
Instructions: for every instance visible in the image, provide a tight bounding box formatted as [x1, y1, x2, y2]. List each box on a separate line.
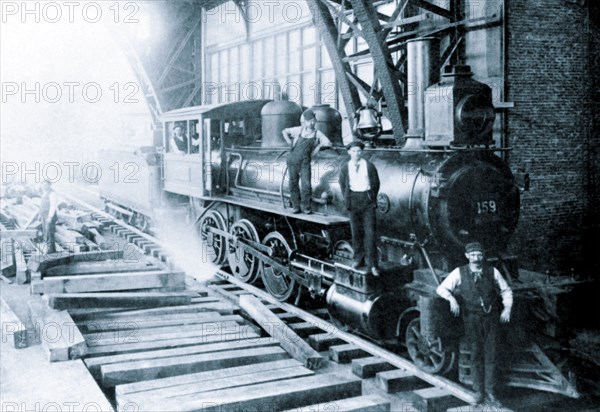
[100, 38, 579, 393]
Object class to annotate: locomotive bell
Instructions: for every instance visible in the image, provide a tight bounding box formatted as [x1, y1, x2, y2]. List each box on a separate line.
[354, 106, 382, 141]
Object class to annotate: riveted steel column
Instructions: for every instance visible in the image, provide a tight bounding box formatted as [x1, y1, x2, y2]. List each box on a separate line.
[349, 0, 406, 142]
[307, 0, 361, 127]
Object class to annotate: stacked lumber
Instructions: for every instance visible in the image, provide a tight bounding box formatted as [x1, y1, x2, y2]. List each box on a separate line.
[29, 249, 186, 295]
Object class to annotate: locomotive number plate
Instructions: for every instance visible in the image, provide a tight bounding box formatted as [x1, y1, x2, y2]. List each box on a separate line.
[476, 200, 498, 214]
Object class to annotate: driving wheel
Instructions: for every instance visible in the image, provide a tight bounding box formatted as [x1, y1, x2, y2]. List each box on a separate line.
[260, 231, 297, 302]
[196, 210, 227, 266]
[227, 219, 261, 284]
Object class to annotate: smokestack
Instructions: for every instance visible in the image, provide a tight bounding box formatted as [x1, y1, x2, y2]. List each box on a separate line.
[404, 37, 439, 150]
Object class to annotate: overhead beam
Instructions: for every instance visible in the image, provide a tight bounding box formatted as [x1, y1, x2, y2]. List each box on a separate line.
[308, 0, 362, 124]
[349, 0, 406, 142]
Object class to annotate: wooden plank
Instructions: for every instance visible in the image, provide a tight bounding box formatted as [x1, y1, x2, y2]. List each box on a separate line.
[69, 302, 237, 321]
[43, 260, 163, 276]
[1, 297, 28, 348]
[375, 369, 430, 393]
[28, 299, 88, 361]
[27, 249, 124, 273]
[125, 367, 314, 409]
[46, 291, 196, 310]
[308, 332, 346, 352]
[77, 313, 238, 333]
[116, 358, 302, 396]
[239, 295, 325, 370]
[86, 337, 278, 378]
[352, 357, 396, 378]
[84, 320, 247, 345]
[86, 331, 260, 357]
[124, 373, 362, 412]
[281, 395, 390, 412]
[329, 344, 369, 364]
[101, 346, 289, 387]
[41, 270, 185, 293]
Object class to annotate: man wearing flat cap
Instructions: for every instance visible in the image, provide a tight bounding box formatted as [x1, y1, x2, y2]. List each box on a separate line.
[282, 109, 332, 214]
[436, 242, 513, 406]
[338, 141, 381, 277]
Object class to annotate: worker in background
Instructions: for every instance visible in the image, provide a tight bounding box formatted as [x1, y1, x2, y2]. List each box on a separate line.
[338, 141, 381, 277]
[170, 125, 189, 154]
[436, 242, 513, 407]
[282, 109, 332, 214]
[40, 180, 58, 254]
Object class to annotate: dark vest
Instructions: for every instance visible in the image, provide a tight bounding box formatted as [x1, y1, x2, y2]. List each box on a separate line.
[458, 265, 499, 315]
[173, 135, 188, 152]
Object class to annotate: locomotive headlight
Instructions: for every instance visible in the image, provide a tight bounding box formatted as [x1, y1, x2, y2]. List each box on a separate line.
[455, 94, 495, 138]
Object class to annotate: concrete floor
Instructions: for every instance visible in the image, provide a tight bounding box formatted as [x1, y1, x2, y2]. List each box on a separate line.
[1, 281, 114, 412]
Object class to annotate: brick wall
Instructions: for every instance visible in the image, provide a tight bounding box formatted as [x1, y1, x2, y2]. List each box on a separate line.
[505, 0, 597, 274]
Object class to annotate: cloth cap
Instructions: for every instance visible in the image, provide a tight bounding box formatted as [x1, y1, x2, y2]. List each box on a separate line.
[465, 242, 484, 253]
[346, 141, 365, 150]
[302, 109, 316, 121]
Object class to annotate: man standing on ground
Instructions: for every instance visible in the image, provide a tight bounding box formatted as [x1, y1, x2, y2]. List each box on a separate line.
[436, 242, 513, 406]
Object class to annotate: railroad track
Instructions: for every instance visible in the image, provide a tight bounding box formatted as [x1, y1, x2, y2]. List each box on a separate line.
[14, 190, 590, 412]
[49, 192, 483, 411]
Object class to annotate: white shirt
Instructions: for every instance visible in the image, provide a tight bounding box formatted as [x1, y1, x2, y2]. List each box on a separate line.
[348, 159, 370, 192]
[436, 266, 513, 310]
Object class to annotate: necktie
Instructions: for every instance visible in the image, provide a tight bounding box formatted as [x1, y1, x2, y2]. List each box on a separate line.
[473, 272, 481, 283]
[354, 162, 360, 173]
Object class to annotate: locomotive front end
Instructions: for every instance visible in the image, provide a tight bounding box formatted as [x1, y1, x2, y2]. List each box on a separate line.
[427, 152, 520, 259]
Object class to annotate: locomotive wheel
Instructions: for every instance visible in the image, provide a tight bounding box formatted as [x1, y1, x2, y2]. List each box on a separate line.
[260, 231, 297, 302]
[406, 317, 455, 374]
[197, 211, 227, 266]
[227, 219, 261, 284]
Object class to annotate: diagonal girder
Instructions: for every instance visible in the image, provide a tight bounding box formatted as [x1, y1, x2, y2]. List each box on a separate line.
[308, 0, 362, 124]
[349, 0, 406, 142]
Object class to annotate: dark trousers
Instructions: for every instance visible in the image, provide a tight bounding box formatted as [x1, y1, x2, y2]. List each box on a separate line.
[42, 214, 57, 254]
[464, 312, 498, 395]
[349, 191, 376, 269]
[288, 159, 312, 211]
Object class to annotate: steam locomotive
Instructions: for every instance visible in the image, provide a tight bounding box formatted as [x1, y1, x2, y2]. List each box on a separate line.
[98, 39, 578, 392]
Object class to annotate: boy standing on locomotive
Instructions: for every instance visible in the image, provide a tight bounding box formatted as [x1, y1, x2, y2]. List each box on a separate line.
[282, 109, 332, 214]
[436, 242, 513, 406]
[338, 141, 381, 277]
